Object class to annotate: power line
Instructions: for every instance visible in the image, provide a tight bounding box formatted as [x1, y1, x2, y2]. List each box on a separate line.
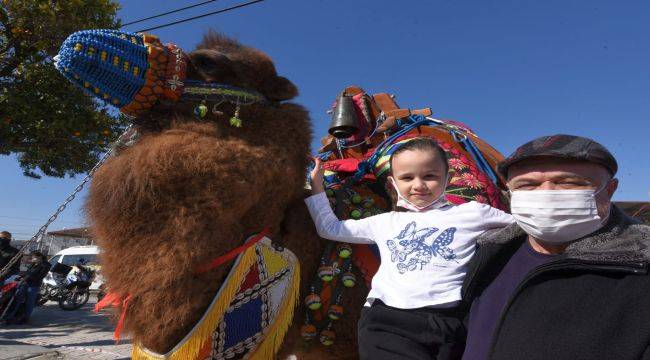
[0, 223, 85, 229]
[136, 0, 265, 32]
[0, 215, 82, 225]
[0, 215, 81, 223]
[122, 0, 220, 27]
[1, 224, 59, 229]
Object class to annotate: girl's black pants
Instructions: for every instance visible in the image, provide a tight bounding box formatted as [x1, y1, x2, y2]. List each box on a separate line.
[358, 300, 466, 360]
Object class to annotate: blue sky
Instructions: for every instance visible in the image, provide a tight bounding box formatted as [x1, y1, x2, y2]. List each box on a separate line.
[2, 0, 649, 240]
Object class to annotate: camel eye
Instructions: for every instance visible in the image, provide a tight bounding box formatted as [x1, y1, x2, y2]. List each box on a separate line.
[193, 53, 219, 68]
[190, 50, 235, 78]
[196, 56, 217, 68]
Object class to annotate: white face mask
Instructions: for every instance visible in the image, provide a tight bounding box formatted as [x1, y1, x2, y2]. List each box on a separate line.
[390, 177, 449, 212]
[510, 185, 610, 244]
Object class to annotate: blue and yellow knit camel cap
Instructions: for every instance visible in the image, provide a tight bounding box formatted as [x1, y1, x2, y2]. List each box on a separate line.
[55, 29, 188, 117]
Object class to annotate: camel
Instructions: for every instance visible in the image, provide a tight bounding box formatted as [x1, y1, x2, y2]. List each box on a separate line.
[54, 29, 507, 359]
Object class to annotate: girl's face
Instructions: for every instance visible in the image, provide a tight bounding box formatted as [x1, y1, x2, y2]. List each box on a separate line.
[388, 149, 448, 207]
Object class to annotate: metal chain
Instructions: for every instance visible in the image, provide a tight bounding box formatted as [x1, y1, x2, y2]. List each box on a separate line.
[0, 125, 135, 279]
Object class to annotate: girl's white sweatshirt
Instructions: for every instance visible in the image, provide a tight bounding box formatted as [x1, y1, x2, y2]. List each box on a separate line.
[305, 192, 514, 309]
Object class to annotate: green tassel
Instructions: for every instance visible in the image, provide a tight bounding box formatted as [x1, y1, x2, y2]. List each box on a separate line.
[229, 116, 242, 127]
[229, 104, 242, 127]
[194, 101, 208, 118]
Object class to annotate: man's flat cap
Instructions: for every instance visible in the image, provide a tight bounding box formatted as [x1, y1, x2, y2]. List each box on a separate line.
[498, 134, 618, 178]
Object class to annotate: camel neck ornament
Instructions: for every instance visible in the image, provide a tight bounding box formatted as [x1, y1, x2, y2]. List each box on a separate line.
[134, 235, 299, 360]
[53, 29, 269, 127]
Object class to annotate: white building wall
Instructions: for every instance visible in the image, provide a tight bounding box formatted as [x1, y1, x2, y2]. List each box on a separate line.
[39, 234, 92, 256]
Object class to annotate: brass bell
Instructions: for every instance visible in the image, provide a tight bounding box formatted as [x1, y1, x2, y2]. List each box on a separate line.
[328, 93, 360, 139]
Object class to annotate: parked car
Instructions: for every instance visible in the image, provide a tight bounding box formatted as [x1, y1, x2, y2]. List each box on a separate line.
[43, 246, 104, 291]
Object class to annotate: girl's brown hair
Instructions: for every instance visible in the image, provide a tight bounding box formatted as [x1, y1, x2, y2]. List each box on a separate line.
[389, 137, 449, 176]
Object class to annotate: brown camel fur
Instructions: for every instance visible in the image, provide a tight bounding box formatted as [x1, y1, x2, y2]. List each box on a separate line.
[86, 32, 367, 358]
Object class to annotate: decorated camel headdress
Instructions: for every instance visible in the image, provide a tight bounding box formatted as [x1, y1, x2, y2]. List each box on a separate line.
[54, 29, 268, 127]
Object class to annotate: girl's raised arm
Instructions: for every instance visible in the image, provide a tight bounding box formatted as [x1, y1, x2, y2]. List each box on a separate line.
[305, 192, 376, 244]
[307, 158, 376, 244]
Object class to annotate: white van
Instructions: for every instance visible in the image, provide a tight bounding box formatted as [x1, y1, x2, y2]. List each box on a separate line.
[44, 245, 104, 290]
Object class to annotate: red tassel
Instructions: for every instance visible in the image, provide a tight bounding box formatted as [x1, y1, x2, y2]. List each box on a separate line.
[114, 294, 132, 343]
[194, 227, 270, 275]
[93, 291, 132, 343]
[94, 291, 122, 313]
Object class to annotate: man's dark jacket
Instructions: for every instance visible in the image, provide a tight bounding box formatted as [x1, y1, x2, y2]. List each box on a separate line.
[462, 205, 650, 360]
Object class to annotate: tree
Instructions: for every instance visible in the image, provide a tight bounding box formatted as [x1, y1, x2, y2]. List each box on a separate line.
[0, 0, 126, 178]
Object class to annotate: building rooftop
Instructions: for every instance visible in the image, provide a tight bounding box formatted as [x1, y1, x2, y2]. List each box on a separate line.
[46, 227, 92, 238]
[614, 201, 649, 223]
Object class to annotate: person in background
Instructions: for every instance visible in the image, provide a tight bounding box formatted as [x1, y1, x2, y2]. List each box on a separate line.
[0, 231, 20, 284]
[21, 251, 51, 322]
[3, 251, 50, 324]
[462, 135, 650, 360]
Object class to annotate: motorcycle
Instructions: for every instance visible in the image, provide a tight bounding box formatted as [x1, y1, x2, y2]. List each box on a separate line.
[38, 263, 95, 310]
[0, 276, 23, 320]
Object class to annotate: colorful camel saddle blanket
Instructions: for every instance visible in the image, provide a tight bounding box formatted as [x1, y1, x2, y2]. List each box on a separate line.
[132, 236, 300, 360]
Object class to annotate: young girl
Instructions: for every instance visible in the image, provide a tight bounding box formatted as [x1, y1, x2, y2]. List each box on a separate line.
[306, 138, 514, 360]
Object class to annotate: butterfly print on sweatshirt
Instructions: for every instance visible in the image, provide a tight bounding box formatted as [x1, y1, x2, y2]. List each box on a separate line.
[386, 222, 458, 274]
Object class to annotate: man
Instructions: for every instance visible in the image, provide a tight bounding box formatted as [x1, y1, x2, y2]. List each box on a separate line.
[462, 135, 650, 360]
[0, 231, 20, 283]
[2, 251, 50, 324]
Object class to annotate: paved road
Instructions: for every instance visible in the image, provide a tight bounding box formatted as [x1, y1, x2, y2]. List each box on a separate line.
[0, 298, 132, 359]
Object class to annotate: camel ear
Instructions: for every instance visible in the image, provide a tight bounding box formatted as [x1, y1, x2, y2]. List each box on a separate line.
[264, 76, 298, 101]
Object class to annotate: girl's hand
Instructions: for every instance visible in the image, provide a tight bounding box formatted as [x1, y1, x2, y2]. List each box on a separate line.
[310, 157, 325, 194]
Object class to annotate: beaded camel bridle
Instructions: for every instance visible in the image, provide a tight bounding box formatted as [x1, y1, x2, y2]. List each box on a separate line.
[54, 29, 269, 128]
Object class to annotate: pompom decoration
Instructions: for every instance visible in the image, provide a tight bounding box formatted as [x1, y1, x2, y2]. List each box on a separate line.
[342, 272, 356, 288]
[328, 305, 344, 320]
[319, 330, 336, 346]
[317, 266, 335, 282]
[300, 324, 318, 340]
[337, 244, 352, 258]
[305, 294, 322, 310]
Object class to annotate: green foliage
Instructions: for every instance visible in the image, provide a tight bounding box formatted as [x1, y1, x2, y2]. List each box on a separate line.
[0, 0, 125, 178]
